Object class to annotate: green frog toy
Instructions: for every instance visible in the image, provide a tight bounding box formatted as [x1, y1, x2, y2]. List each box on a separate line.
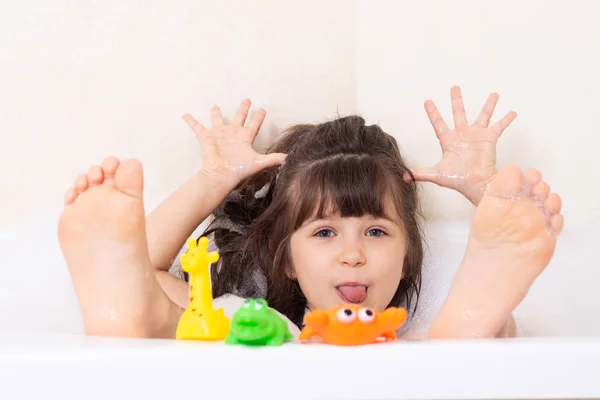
[225, 298, 294, 346]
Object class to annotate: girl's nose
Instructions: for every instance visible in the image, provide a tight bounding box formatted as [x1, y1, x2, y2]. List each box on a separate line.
[338, 243, 366, 268]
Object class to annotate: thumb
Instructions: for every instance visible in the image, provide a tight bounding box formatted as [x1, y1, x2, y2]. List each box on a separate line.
[406, 166, 440, 183]
[256, 153, 288, 169]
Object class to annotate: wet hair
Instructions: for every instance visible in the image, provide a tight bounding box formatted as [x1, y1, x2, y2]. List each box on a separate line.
[194, 115, 424, 327]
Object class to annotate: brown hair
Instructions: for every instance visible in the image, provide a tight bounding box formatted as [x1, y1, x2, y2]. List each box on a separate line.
[198, 115, 424, 327]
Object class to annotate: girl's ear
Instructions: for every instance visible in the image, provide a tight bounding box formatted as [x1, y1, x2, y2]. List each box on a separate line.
[286, 266, 297, 280]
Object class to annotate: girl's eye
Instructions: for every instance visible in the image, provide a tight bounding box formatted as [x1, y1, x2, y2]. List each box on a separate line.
[314, 229, 334, 238]
[367, 228, 386, 237]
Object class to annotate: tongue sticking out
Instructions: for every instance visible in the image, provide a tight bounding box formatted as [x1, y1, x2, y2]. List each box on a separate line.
[337, 285, 367, 303]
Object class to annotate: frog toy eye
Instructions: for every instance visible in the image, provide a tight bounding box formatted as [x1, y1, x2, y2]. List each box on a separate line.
[358, 308, 375, 324]
[255, 299, 267, 310]
[243, 298, 253, 308]
[336, 308, 356, 324]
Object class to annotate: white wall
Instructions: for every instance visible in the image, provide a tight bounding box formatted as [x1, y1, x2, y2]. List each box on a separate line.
[0, 0, 356, 228]
[356, 0, 600, 221]
[2, 0, 599, 225]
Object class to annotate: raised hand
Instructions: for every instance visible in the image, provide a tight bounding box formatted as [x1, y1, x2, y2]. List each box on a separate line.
[407, 86, 517, 205]
[183, 99, 287, 186]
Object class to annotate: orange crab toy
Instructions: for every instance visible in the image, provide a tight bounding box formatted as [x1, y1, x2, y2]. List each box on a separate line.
[299, 305, 408, 346]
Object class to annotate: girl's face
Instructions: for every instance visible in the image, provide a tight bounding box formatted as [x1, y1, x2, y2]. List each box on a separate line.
[289, 198, 406, 313]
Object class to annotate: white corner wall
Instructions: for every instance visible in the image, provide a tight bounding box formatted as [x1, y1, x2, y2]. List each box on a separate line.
[4, 0, 600, 226]
[0, 0, 356, 228]
[356, 0, 600, 221]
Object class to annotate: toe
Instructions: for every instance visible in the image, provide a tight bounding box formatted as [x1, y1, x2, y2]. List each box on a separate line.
[64, 188, 77, 205]
[545, 193, 562, 214]
[74, 174, 89, 193]
[114, 159, 144, 198]
[533, 181, 550, 202]
[550, 214, 564, 235]
[488, 165, 524, 196]
[88, 166, 104, 186]
[524, 168, 542, 185]
[102, 157, 120, 180]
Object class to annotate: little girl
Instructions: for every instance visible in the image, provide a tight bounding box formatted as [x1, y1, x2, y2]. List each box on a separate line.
[58, 86, 563, 339]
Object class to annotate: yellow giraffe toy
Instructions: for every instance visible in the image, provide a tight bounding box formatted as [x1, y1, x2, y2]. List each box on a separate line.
[175, 236, 230, 341]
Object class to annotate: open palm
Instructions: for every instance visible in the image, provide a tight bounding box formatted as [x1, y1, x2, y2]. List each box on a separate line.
[183, 99, 287, 187]
[409, 86, 517, 205]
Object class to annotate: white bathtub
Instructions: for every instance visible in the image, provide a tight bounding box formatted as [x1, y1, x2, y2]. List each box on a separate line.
[1, 211, 599, 399]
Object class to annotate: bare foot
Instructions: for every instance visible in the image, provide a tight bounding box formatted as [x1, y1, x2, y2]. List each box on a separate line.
[58, 157, 180, 338]
[430, 165, 563, 338]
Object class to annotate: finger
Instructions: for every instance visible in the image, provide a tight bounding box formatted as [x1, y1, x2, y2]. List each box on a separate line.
[256, 153, 288, 169]
[475, 92, 499, 127]
[182, 113, 206, 136]
[409, 166, 440, 183]
[210, 105, 224, 127]
[491, 111, 517, 137]
[232, 98, 251, 127]
[424, 100, 450, 138]
[451, 86, 468, 130]
[246, 108, 267, 137]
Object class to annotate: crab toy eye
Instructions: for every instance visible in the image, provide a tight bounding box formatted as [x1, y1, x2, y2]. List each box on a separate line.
[358, 308, 375, 324]
[336, 308, 356, 324]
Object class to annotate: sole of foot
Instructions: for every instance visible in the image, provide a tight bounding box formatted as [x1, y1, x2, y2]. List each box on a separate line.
[58, 157, 177, 338]
[431, 165, 563, 338]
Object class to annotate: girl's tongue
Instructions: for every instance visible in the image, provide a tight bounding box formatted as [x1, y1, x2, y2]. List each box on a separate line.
[336, 285, 367, 303]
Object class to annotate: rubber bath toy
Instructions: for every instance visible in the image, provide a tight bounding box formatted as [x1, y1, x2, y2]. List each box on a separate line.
[299, 304, 407, 346]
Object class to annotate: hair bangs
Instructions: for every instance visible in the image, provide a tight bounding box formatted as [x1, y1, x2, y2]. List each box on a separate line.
[290, 154, 401, 230]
